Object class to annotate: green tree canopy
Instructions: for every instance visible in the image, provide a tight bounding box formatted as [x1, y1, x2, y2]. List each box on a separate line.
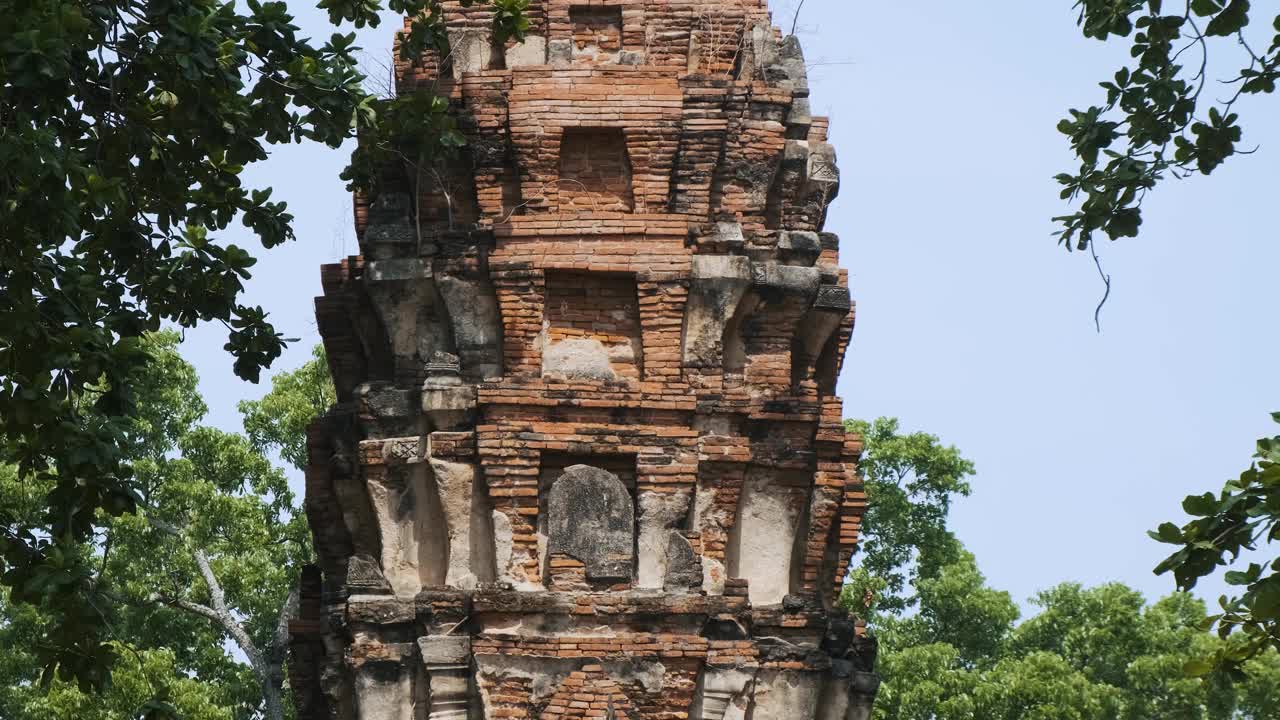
[842, 416, 1280, 719]
[1056, 1, 1280, 667]
[240, 344, 335, 471]
[841, 418, 975, 616]
[873, 574, 1280, 720]
[0, 0, 526, 689]
[0, 334, 333, 719]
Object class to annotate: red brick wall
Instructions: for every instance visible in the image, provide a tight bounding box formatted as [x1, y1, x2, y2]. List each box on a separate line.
[297, 4, 875, 718]
[558, 128, 635, 212]
[543, 271, 644, 380]
[570, 6, 623, 64]
[506, 69, 682, 214]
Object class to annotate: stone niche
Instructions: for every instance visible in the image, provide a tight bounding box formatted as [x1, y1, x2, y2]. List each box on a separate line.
[544, 465, 636, 590]
[365, 463, 449, 595]
[570, 5, 624, 64]
[537, 453, 638, 586]
[541, 271, 644, 382]
[557, 127, 635, 212]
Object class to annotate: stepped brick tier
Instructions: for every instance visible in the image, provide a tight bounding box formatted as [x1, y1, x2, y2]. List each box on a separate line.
[289, 1, 880, 718]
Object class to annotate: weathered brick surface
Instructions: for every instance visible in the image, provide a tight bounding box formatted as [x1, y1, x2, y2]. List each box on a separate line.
[292, 2, 878, 718]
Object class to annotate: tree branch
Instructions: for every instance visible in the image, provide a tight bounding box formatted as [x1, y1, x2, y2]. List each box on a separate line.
[188, 548, 286, 720]
[136, 511, 289, 719]
[790, 0, 806, 36]
[193, 550, 230, 616]
[164, 596, 224, 625]
[1090, 240, 1112, 333]
[269, 586, 300, 667]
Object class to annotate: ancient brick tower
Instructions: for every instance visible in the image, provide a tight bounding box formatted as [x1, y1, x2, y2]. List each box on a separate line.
[289, 2, 878, 718]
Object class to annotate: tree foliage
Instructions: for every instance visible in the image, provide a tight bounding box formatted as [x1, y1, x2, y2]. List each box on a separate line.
[840, 418, 975, 616]
[1152, 415, 1280, 670]
[0, 0, 524, 690]
[0, 334, 334, 718]
[0, 594, 236, 720]
[1055, 0, 1279, 250]
[240, 344, 335, 471]
[1056, 0, 1280, 671]
[841, 417, 1280, 719]
[872, 573, 1280, 720]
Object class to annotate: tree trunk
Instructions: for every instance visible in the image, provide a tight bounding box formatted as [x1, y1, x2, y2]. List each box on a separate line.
[170, 550, 297, 720]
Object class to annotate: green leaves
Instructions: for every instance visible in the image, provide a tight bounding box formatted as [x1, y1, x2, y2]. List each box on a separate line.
[1105, 206, 1142, 239]
[492, 0, 531, 41]
[1058, 107, 1120, 166]
[1178, 107, 1243, 174]
[1191, 0, 1227, 16]
[1, 334, 315, 719]
[1152, 521, 1185, 543]
[849, 415, 1280, 720]
[1183, 658, 1215, 677]
[1204, 0, 1251, 37]
[1152, 413, 1280, 669]
[1055, 4, 1276, 252]
[867, 549, 1280, 720]
[1075, 0, 1147, 41]
[1183, 492, 1220, 517]
[1224, 564, 1263, 586]
[342, 88, 469, 194]
[840, 418, 974, 616]
[238, 345, 335, 470]
[0, 0, 526, 693]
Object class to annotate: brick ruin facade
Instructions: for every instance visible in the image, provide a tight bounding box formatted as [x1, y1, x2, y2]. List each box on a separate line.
[290, 2, 879, 718]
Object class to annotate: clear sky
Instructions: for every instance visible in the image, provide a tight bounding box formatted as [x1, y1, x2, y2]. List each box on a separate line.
[182, 0, 1280, 612]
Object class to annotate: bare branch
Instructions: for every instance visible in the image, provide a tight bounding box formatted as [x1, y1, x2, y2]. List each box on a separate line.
[790, 0, 806, 37]
[188, 549, 286, 720]
[163, 596, 223, 625]
[1090, 241, 1112, 334]
[269, 586, 300, 666]
[193, 550, 229, 615]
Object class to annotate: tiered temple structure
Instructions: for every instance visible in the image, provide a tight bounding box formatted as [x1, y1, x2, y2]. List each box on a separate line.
[289, 2, 879, 718]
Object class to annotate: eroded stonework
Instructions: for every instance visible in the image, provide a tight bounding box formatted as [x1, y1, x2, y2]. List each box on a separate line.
[290, 2, 878, 718]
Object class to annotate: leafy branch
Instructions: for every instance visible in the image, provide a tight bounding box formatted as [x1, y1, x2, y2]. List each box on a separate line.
[1151, 412, 1280, 671]
[0, 0, 527, 694]
[1055, 1, 1278, 252]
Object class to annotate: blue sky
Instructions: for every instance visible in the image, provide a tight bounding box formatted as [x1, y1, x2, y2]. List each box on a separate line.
[182, 1, 1280, 611]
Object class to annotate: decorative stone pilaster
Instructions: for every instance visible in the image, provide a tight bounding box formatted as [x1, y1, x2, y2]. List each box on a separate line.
[422, 354, 476, 432]
[418, 636, 473, 720]
[352, 643, 415, 720]
[692, 668, 755, 720]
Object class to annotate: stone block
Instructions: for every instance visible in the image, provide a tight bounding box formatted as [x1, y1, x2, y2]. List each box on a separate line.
[779, 231, 822, 267]
[422, 376, 477, 432]
[663, 532, 702, 593]
[504, 35, 546, 67]
[448, 29, 492, 78]
[546, 465, 635, 581]
[418, 635, 471, 666]
[547, 38, 573, 67]
[347, 554, 393, 595]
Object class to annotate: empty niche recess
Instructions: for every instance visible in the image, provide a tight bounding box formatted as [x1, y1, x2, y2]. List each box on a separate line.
[541, 271, 644, 382]
[570, 6, 623, 64]
[558, 127, 635, 213]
